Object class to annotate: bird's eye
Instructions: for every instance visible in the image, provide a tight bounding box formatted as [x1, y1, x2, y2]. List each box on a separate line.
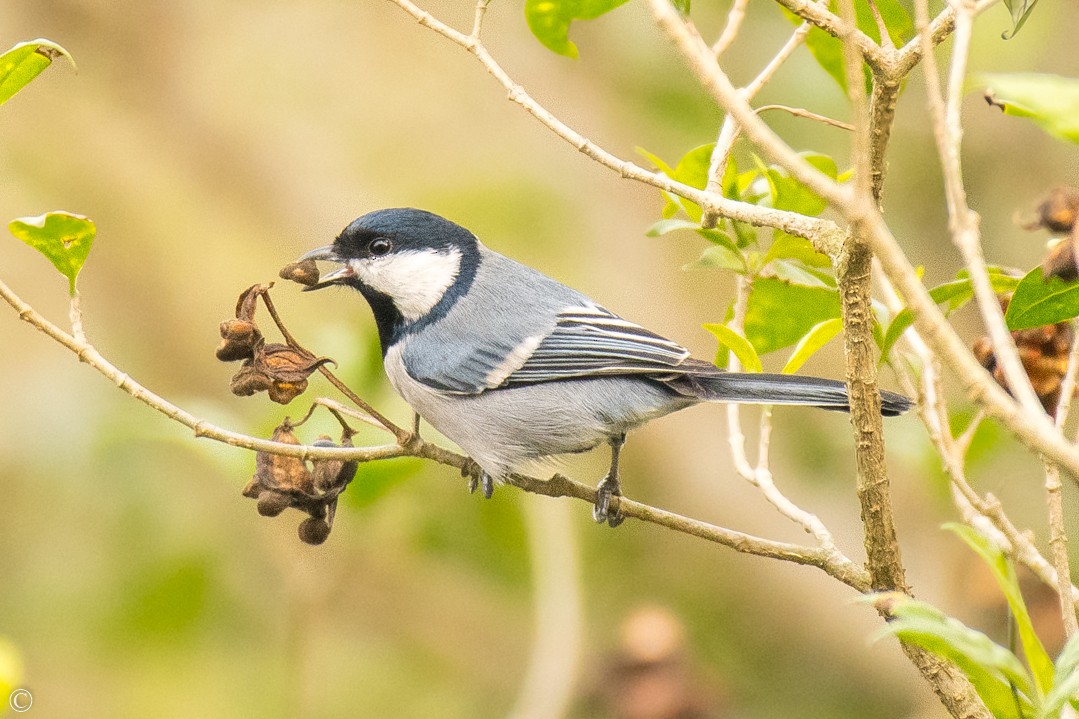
[368, 238, 392, 256]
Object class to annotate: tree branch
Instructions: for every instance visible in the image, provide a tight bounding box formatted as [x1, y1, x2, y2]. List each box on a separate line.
[0, 273, 869, 589]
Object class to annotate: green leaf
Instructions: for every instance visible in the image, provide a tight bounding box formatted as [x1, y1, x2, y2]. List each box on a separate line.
[744, 278, 841, 355]
[782, 318, 844, 374]
[525, 0, 631, 57]
[646, 219, 700, 237]
[9, 211, 96, 295]
[867, 593, 1034, 718]
[980, 73, 1079, 146]
[946, 523, 1055, 699]
[763, 233, 832, 269]
[703, 323, 762, 372]
[1001, 0, 1041, 39]
[636, 146, 675, 175]
[768, 153, 837, 217]
[1005, 266, 1079, 330]
[769, 258, 837, 289]
[684, 245, 746, 273]
[1041, 663, 1079, 719]
[0, 38, 75, 106]
[881, 272, 1022, 358]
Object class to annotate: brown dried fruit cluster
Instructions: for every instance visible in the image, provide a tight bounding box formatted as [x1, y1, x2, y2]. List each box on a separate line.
[1026, 187, 1079, 281]
[973, 296, 1074, 416]
[215, 284, 333, 404]
[242, 422, 359, 545]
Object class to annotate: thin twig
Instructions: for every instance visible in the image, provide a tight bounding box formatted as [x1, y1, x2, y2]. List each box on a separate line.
[1046, 330, 1079, 638]
[756, 104, 854, 131]
[703, 22, 811, 228]
[470, 0, 492, 39]
[711, 0, 749, 57]
[261, 290, 408, 440]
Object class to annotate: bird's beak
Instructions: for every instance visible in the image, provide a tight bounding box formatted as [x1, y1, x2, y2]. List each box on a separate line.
[297, 245, 355, 292]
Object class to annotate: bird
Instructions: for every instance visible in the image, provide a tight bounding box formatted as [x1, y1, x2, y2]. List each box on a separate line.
[298, 208, 912, 526]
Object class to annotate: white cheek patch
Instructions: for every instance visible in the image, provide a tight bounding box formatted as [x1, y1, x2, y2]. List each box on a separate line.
[350, 249, 462, 322]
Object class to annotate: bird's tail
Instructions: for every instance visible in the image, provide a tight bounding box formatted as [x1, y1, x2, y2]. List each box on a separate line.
[681, 372, 912, 417]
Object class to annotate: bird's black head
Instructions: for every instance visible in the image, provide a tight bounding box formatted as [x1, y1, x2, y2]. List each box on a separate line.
[298, 208, 482, 351]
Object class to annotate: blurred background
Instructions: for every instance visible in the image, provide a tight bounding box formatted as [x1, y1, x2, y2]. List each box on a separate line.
[1, 0, 1078, 717]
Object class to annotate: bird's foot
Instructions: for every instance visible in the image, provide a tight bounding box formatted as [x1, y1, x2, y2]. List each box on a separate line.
[463, 461, 495, 499]
[592, 474, 625, 528]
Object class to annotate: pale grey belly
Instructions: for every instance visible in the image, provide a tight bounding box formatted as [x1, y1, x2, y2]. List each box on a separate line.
[387, 352, 693, 477]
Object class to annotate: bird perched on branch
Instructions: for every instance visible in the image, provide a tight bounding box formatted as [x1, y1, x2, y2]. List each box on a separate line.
[298, 208, 911, 526]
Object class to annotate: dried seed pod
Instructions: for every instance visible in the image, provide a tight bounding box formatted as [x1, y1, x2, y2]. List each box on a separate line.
[1043, 237, 1079, 282]
[252, 423, 313, 494]
[257, 490, 291, 517]
[973, 297, 1074, 416]
[310, 435, 358, 492]
[279, 259, 321, 287]
[267, 379, 308, 405]
[216, 318, 264, 362]
[230, 361, 273, 397]
[1037, 187, 1079, 233]
[258, 343, 334, 382]
[235, 283, 273, 321]
[298, 517, 331, 545]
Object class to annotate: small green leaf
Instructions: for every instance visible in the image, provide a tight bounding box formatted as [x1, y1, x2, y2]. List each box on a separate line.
[782, 318, 844, 374]
[646, 219, 700, 237]
[945, 523, 1055, 699]
[684, 245, 746, 273]
[9, 211, 96, 295]
[1005, 266, 1079, 330]
[1001, 0, 1041, 39]
[525, 0, 631, 57]
[703, 323, 762, 372]
[744, 278, 842, 355]
[0, 38, 75, 106]
[636, 146, 675, 175]
[881, 272, 1022, 358]
[980, 73, 1079, 146]
[763, 233, 832, 269]
[769, 258, 837, 289]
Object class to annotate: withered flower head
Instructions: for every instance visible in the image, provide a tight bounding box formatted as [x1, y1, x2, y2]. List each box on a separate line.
[973, 296, 1074, 416]
[238, 343, 334, 405]
[1037, 187, 1079, 234]
[311, 435, 359, 493]
[217, 281, 335, 404]
[243, 424, 358, 545]
[216, 284, 272, 363]
[279, 259, 321, 287]
[1043, 238, 1079, 282]
[252, 423, 314, 495]
[1022, 187, 1079, 282]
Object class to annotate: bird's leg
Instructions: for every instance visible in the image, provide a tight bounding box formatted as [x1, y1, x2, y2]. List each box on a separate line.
[463, 459, 495, 499]
[593, 433, 626, 527]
